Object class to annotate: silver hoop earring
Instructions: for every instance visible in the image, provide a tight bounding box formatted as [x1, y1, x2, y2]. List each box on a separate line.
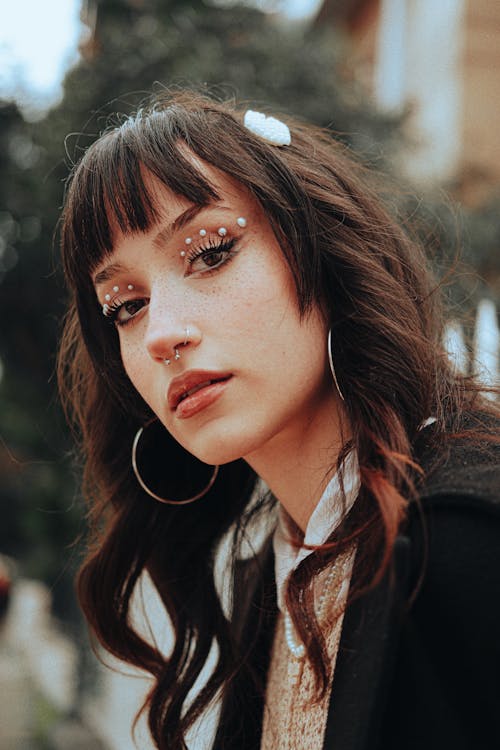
[328, 328, 345, 402]
[131, 421, 219, 505]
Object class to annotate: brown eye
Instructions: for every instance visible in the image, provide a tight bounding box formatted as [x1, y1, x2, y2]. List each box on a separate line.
[115, 298, 147, 324]
[202, 250, 224, 267]
[187, 238, 238, 274]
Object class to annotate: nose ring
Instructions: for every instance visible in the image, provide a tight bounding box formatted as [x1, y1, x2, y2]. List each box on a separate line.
[164, 349, 180, 366]
[163, 328, 191, 366]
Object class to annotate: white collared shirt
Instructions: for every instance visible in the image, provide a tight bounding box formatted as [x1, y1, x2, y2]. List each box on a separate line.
[272, 450, 360, 612]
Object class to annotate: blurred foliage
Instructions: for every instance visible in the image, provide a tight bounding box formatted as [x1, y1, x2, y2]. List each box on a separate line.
[0, 0, 499, 619]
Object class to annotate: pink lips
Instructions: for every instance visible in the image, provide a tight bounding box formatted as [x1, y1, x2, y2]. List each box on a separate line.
[167, 370, 232, 418]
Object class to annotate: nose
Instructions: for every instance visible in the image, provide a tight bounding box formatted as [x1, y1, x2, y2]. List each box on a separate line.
[145, 294, 201, 364]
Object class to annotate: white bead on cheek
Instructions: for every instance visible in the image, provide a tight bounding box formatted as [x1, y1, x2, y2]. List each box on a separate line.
[237, 217, 247, 228]
[105, 294, 111, 301]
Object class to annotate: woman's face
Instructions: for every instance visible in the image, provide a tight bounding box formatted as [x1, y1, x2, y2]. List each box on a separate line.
[93, 161, 338, 468]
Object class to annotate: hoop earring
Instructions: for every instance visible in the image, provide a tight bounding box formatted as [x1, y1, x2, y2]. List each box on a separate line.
[328, 328, 345, 402]
[131, 421, 219, 505]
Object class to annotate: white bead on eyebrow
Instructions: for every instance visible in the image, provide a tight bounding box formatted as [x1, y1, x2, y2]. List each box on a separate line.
[185, 237, 192, 245]
[113, 285, 119, 292]
[127, 284, 134, 290]
[199, 229, 207, 237]
[237, 217, 247, 227]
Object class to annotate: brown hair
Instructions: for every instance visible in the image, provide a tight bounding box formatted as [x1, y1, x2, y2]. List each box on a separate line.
[58, 91, 498, 749]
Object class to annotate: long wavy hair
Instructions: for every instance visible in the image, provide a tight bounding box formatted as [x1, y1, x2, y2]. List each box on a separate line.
[58, 91, 498, 749]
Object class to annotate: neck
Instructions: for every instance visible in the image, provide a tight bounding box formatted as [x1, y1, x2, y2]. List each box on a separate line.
[244, 393, 349, 532]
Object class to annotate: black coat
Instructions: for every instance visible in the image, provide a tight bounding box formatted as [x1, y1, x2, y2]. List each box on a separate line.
[214, 425, 500, 749]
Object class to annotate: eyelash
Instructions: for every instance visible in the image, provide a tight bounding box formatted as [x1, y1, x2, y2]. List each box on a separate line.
[105, 236, 238, 327]
[185, 236, 237, 272]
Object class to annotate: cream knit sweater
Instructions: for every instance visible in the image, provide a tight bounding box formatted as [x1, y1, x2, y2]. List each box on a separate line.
[261, 547, 355, 750]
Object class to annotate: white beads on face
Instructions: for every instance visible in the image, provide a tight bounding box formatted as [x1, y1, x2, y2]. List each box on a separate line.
[180, 218, 247, 257]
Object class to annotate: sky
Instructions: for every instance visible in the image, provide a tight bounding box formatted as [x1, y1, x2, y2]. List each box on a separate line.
[0, 0, 84, 113]
[0, 0, 321, 114]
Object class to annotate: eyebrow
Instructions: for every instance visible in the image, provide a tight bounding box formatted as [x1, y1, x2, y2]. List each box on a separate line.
[93, 203, 215, 287]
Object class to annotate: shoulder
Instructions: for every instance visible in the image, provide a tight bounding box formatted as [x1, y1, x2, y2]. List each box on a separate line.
[406, 410, 500, 635]
[416, 409, 500, 510]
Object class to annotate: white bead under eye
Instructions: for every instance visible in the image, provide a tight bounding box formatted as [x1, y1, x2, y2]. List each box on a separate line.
[113, 285, 119, 293]
[199, 229, 207, 237]
[104, 294, 111, 301]
[127, 284, 134, 291]
[237, 217, 247, 227]
[185, 237, 192, 245]
[180, 250, 186, 257]
[218, 227, 227, 236]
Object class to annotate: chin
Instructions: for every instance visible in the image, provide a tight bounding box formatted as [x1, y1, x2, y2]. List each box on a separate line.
[187, 440, 247, 467]
[175, 426, 260, 468]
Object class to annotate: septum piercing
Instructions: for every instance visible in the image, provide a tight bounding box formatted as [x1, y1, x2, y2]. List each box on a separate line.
[164, 327, 190, 365]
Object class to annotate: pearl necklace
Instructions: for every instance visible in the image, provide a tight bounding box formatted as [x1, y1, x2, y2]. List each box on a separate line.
[283, 552, 351, 683]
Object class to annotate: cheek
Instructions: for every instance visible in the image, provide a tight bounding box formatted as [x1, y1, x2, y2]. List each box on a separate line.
[120, 337, 152, 402]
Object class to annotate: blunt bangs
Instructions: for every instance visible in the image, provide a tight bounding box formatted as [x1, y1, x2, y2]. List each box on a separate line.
[61, 110, 226, 288]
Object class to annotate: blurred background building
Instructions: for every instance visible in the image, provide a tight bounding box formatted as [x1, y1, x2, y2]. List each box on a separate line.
[318, 0, 500, 198]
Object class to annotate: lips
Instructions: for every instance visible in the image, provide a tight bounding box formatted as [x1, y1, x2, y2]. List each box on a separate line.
[167, 370, 232, 412]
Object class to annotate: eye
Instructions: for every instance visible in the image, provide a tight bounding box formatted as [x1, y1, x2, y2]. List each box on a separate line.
[186, 238, 237, 274]
[108, 297, 148, 326]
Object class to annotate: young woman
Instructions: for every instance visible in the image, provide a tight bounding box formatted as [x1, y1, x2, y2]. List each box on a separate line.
[58, 92, 500, 750]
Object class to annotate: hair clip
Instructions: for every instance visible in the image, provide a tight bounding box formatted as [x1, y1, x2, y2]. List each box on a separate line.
[243, 110, 291, 147]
